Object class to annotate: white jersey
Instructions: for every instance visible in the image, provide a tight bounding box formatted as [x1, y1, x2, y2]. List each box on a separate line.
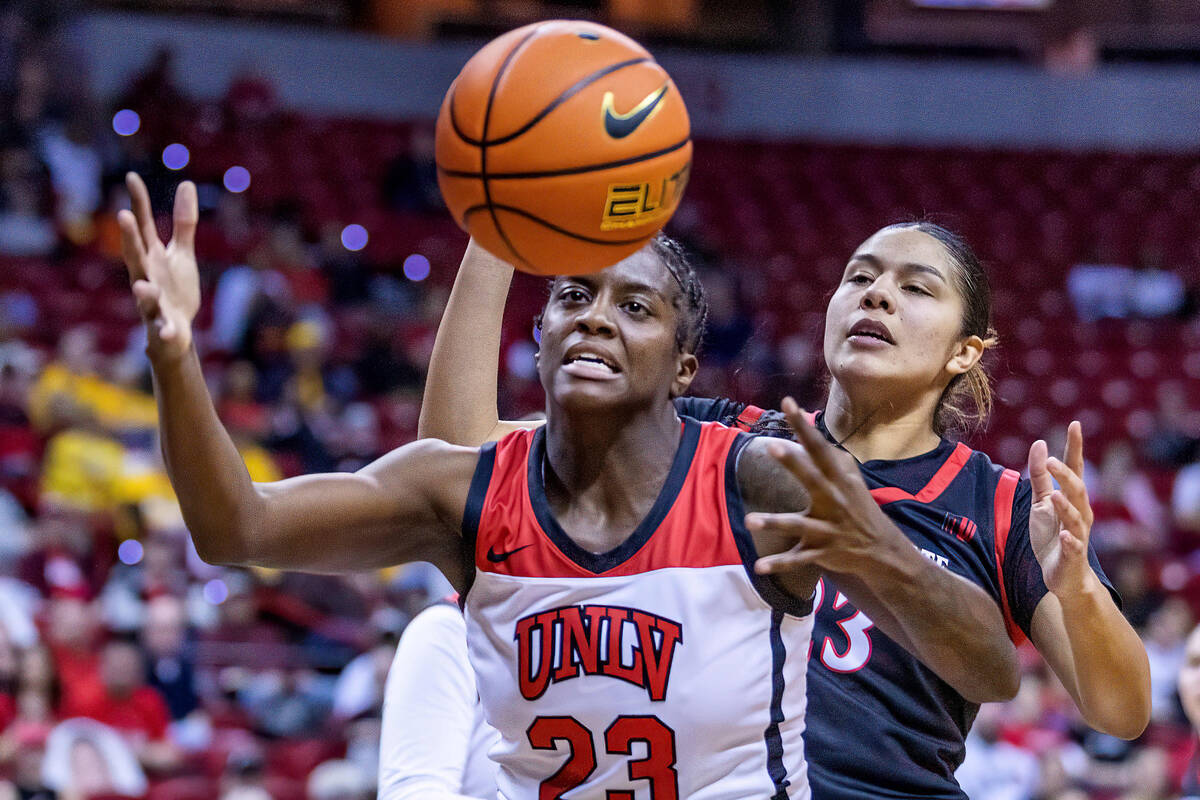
[379, 603, 500, 800]
[462, 418, 815, 800]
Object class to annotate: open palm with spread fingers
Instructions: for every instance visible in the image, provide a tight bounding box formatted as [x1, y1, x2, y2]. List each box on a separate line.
[117, 172, 200, 363]
[1028, 421, 1096, 598]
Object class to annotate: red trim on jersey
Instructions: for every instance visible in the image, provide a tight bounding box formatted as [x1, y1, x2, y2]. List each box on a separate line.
[735, 405, 765, 430]
[992, 468, 1026, 645]
[801, 410, 817, 427]
[475, 423, 744, 579]
[868, 442, 974, 506]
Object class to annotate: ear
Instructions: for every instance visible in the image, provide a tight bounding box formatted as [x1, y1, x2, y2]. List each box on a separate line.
[669, 352, 699, 398]
[945, 334, 984, 378]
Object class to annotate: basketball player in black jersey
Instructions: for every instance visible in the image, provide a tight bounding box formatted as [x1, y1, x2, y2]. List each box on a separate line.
[116, 173, 1019, 798]
[420, 224, 1151, 799]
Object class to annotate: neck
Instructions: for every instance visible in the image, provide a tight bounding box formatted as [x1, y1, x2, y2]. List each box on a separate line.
[823, 380, 945, 462]
[542, 400, 681, 517]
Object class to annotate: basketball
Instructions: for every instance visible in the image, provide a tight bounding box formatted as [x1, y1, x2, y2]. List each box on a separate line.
[435, 20, 692, 275]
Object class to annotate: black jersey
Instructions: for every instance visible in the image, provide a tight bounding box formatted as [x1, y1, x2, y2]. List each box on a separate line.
[673, 396, 1118, 799]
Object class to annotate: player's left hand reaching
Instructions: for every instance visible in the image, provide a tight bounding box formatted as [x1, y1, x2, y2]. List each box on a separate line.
[748, 397, 909, 576]
[1028, 421, 1097, 599]
[117, 172, 200, 364]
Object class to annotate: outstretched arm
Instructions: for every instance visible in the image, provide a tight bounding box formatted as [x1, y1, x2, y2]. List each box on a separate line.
[418, 240, 540, 445]
[1026, 424, 1150, 739]
[119, 174, 472, 581]
[741, 398, 1020, 704]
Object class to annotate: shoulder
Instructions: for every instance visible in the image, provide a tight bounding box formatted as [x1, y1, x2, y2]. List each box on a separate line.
[734, 435, 808, 513]
[403, 603, 467, 642]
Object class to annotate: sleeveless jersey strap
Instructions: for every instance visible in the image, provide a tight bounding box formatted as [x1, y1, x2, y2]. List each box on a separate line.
[734, 405, 766, 430]
[459, 441, 498, 603]
[991, 468, 1026, 645]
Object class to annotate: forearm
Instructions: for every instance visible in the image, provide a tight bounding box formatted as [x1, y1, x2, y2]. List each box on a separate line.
[150, 345, 261, 564]
[1044, 579, 1151, 739]
[830, 542, 1019, 703]
[418, 240, 515, 445]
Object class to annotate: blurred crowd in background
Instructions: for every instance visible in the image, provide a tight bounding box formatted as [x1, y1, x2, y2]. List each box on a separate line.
[2, 3, 1200, 800]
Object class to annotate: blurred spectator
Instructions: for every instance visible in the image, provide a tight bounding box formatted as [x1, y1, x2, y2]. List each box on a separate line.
[698, 269, 751, 367]
[0, 719, 55, 800]
[380, 126, 441, 214]
[1175, 461, 1200, 537]
[40, 717, 147, 799]
[956, 702, 1040, 800]
[63, 637, 182, 773]
[44, 596, 103, 718]
[140, 595, 199, 723]
[100, 531, 189, 634]
[37, 108, 102, 242]
[0, 147, 54, 257]
[1144, 598, 1194, 724]
[1144, 381, 1199, 469]
[239, 667, 330, 740]
[1088, 441, 1166, 553]
[331, 638, 393, 722]
[218, 360, 270, 440]
[1178, 623, 1200, 797]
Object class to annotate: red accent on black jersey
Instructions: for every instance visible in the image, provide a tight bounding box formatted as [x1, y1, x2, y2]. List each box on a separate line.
[869, 442, 973, 506]
[992, 468, 1025, 645]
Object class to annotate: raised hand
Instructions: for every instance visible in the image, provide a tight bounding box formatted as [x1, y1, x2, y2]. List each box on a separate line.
[117, 173, 200, 363]
[747, 397, 908, 576]
[1028, 421, 1097, 598]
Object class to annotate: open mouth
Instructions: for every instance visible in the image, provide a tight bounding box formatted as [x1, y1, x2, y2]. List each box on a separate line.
[562, 347, 621, 376]
[847, 319, 895, 344]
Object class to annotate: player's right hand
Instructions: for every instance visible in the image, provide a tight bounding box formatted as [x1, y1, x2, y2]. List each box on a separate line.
[118, 172, 200, 364]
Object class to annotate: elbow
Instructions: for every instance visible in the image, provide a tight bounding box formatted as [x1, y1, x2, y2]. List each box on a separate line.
[962, 669, 1020, 705]
[960, 648, 1021, 704]
[183, 499, 263, 568]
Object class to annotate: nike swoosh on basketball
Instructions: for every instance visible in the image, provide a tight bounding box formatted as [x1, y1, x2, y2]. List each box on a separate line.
[602, 84, 669, 139]
[487, 544, 533, 563]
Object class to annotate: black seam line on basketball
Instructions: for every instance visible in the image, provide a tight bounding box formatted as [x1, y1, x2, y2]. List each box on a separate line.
[451, 57, 650, 148]
[461, 204, 650, 246]
[482, 27, 541, 269]
[437, 136, 690, 181]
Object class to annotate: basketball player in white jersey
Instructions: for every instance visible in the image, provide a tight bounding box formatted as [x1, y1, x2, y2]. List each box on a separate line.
[379, 601, 499, 800]
[117, 174, 1017, 798]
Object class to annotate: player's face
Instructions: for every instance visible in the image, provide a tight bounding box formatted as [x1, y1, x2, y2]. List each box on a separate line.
[824, 227, 975, 398]
[536, 249, 697, 412]
[1178, 626, 1200, 727]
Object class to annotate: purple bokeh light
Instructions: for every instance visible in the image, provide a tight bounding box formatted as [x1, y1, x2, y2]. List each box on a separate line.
[223, 166, 251, 193]
[112, 109, 140, 136]
[341, 224, 368, 251]
[403, 254, 431, 282]
[162, 143, 190, 170]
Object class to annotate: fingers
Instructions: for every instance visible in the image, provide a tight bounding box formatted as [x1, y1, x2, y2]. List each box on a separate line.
[132, 280, 162, 322]
[746, 512, 840, 542]
[125, 172, 161, 251]
[1046, 457, 1093, 527]
[1050, 490, 1088, 543]
[117, 210, 148, 283]
[171, 181, 198, 254]
[1027, 439, 1053, 501]
[755, 550, 819, 575]
[1064, 420, 1085, 480]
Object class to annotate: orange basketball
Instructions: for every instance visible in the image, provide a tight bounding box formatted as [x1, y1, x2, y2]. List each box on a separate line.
[435, 20, 692, 275]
